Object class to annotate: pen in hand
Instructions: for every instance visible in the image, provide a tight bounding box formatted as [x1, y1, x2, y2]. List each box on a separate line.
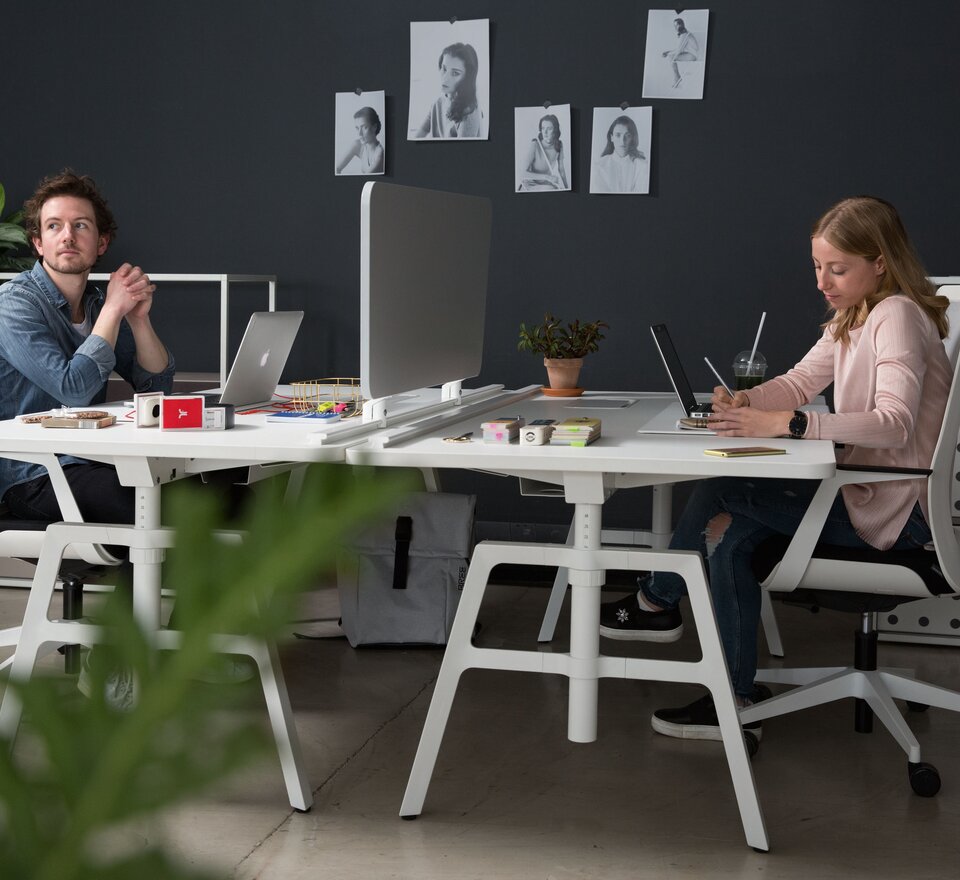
[704, 357, 735, 401]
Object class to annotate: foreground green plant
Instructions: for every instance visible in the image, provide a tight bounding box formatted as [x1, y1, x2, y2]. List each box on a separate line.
[0, 464, 414, 880]
[0, 183, 35, 273]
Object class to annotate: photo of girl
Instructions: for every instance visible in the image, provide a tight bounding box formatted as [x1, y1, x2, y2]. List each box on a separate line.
[408, 19, 490, 140]
[642, 8, 710, 100]
[334, 92, 386, 176]
[589, 107, 652, 195]
[515, 105, 572, 192]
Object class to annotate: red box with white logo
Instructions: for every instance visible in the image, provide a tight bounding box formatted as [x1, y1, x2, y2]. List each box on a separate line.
[160, 396, 205, 430]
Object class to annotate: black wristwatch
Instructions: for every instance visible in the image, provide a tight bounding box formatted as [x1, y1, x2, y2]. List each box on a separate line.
[788, 410, 808, 439]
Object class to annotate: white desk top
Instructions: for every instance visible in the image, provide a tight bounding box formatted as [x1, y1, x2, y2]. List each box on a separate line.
[347, 391, 837, 482]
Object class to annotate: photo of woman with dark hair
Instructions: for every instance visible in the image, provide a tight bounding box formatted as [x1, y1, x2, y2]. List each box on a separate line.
[335, 106, 384, 175]
[516, 110, 571, 192]
[334, 90, 386, 176]
[414, 42, 486, 139]
[408, 19, 490, 141]
[589, 109, 651, 194]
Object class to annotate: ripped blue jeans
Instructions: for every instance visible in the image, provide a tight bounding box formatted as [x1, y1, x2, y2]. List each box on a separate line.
[641, 477, 932, 698]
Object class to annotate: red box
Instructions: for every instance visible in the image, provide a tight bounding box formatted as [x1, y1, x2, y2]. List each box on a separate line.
[160, 396, 205, 430]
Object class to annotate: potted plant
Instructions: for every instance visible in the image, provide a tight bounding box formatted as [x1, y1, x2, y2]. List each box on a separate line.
[0, 182, 35, 273]
[518, 313, 608, 395]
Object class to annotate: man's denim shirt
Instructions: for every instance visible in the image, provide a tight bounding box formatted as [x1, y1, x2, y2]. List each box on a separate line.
[0, 262, 175, 500]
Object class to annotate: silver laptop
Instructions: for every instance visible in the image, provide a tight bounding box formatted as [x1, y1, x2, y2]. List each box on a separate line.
[218, 311, 304, 409]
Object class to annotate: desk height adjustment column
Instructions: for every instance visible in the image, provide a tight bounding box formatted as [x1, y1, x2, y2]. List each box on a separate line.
[567, 501, 605, 743]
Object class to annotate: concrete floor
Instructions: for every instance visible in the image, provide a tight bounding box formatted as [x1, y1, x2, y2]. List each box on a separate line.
[2, 580, 960, 879]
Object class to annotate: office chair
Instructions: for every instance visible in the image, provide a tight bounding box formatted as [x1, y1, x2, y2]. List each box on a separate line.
[740, 315, 960, 797]
[0, 454, 122, 676]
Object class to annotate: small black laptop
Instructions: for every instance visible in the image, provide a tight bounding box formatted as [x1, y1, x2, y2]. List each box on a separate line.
[650, 323, 713, 416]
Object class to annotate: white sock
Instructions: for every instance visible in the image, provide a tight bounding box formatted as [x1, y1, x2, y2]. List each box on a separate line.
[635, 590, 663, 613]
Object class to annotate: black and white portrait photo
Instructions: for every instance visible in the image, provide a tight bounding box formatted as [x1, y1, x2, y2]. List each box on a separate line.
[514, 105, 572, 192]
[642, 9, 710, 100]
[334, 90, 386, 176]
[588, 107, 652, 195]
[408, 19, 490, 140]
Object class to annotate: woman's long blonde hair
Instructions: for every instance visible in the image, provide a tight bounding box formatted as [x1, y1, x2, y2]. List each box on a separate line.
[813, 196, 949, 344]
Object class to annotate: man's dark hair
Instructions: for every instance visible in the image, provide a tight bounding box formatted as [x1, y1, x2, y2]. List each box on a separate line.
[23, 169, 118, 254]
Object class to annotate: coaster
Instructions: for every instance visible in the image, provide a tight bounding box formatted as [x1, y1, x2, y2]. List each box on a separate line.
[542, 387, 584, 398]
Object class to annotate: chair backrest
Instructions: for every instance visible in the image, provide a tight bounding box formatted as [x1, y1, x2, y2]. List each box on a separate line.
[932, 285, 960, 522]
[926, 322, 960, 591]
[936, 284, 960, 366]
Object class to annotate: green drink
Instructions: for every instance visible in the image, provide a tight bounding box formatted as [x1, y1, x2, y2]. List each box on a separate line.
[732, 351, 767, 392]
[734, 373, 765, 391]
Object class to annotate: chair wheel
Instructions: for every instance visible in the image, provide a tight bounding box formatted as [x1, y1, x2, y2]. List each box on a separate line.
[908, 761, 941, 797]
[906, 701, 929, 713]
[744, 730, 760, 758]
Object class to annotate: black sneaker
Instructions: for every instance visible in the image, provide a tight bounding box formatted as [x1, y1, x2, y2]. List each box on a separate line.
[599, 593, 683, 643]
[651, 685, 772, 741]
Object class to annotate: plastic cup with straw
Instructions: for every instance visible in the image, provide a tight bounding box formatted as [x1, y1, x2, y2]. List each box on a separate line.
[733, 312, 768, 391]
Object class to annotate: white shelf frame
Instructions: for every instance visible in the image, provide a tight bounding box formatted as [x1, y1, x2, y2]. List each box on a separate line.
[0, 272, 276, 386]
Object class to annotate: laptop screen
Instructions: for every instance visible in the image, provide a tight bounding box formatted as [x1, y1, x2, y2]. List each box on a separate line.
[219, 311, 304, 408]
[649, 323, 703, 417]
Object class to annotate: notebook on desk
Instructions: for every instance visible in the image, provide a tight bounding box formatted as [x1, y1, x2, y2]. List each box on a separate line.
[215, 311, 304, 410]
[637, 323, 716, 434]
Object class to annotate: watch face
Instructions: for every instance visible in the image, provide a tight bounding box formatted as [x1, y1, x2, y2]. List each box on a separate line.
[790, 412, 807, 438]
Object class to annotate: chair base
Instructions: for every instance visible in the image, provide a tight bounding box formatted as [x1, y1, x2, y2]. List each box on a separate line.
[742, 666, 960, 765]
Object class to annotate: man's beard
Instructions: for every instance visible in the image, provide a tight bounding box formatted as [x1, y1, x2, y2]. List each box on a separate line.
[44, 253, 94, 275]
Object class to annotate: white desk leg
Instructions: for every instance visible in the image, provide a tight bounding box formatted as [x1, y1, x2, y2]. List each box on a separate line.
[677, 555, 768, 852]
[0, 528, 65, 741]
[247, 635, 313, 811]
[537, 521, 574, 643]
[567, 503, 603, 743]
[131, 485, 164, 636]
[759, 591, 784, 658]
[400, 542, 498, 818]
[420, 468, 441, 493]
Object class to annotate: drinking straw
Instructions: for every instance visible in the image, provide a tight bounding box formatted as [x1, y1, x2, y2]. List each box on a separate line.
[748, 312, 766, 366]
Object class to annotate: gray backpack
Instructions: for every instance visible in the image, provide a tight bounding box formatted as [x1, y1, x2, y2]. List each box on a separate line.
[337, 492, 476, 646]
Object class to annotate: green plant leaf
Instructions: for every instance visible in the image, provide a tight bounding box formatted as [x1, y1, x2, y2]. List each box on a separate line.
[0, 463, 416, 880]
[0, 223, 28, 246]
[0, 182, 6, 218]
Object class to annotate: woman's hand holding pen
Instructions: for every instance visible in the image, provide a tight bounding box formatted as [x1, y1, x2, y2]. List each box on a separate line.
[708, 391, 793, 438]
[710, 385, 750, 409]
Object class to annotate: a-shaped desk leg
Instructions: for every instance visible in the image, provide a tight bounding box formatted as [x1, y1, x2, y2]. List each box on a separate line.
[0, 490, 313, 813]
[400, 500, 768, 851]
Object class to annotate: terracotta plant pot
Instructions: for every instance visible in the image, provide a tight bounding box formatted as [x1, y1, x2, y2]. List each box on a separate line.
[543, 357, 583, 390]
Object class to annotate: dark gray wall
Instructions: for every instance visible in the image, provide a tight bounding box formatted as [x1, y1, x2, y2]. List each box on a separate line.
[6, 1, 960, 526]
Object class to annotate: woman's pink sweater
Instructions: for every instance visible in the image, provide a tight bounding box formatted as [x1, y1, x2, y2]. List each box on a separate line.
[745, 295, 952, 549]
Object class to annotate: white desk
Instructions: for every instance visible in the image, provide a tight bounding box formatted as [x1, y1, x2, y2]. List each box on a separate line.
[0, 384, 526, 811]
[0, 403, 370, 813]
[346, 391, 837, 851]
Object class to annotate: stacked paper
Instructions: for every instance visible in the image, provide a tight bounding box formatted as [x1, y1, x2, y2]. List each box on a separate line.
[549, 417, 601, 447]
[482, 416, 525, 443]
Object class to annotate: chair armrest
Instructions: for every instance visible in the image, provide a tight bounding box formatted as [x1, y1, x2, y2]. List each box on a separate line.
[0, 452, 120, 566]
[837, 463, 932, 477]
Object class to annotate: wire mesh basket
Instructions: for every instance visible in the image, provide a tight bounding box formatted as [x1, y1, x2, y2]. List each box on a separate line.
[289, 378, 363, 416]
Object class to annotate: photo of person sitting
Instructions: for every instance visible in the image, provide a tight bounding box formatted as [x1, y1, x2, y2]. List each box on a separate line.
[663, 17, 700, 89]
